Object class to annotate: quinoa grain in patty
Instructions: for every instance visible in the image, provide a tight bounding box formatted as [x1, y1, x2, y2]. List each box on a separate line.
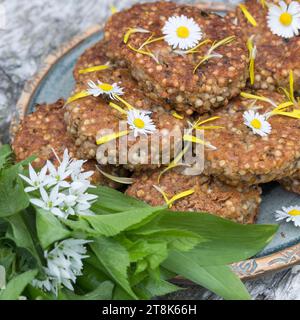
[202, 90, 300, 186]
[104, 1, 248, 115]
[12, 100, 126, 188]
[280, 174, 300, 195]
[225, 0, 300, 91]
[126, 169, 262, 224]
[66, 41, 187, 171]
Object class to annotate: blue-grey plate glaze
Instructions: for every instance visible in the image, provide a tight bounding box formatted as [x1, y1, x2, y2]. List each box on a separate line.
[26, 30, 300, 258]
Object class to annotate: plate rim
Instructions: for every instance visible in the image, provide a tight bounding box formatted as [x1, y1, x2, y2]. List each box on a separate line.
[14, 11, 300, 281]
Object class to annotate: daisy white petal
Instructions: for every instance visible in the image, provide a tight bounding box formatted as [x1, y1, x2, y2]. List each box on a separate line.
[163, 15, 203, 50]
[87, 80, 124, 99]
[267, 1, 300, 38]
[275, 205, 300, 227]
[127, 109, 157, 137]
[243, 110, 272, 137]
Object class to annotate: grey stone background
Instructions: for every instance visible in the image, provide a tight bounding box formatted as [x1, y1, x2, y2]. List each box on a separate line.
[1, 0, 300, 300]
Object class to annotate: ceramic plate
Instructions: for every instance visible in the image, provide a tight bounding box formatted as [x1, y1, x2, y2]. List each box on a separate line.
[15, 6, 300, 279]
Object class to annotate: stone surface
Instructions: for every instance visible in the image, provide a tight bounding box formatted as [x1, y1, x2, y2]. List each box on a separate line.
[1, 0, 300, 300]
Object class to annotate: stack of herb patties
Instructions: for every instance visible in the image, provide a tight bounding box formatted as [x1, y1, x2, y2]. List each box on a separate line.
[12, 1, 300, 224]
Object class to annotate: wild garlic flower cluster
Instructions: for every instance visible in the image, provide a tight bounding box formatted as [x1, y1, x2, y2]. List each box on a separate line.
[32, 238, 90, 295]
[19, 149, 98, 219]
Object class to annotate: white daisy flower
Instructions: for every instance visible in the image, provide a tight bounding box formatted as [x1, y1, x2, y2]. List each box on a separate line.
[127, 109, 157, 137]
[243, 110, 272, 137]
[275, 205, 300, 227]
[267, 1, 300, 38]
[87, 80, 124, 99]
[162, 15, 203, 50]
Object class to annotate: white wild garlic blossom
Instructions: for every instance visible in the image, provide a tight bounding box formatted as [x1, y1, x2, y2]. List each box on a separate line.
[19, 149, 98, 219]
[32, 239, 90, 295]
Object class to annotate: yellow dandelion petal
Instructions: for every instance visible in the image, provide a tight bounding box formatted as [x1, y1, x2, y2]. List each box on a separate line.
[194, 116, 221, 128]
[109, 102, 128, 115]
[273, 101, 294, 112]
[78, 64, 110, 74]
[96, 130, 129, 145]
[153, 185, 170, 205]
[124, 28, 150, 44]
[247, 37, 256, 85]
[158, 145, 190, 183]
[139, 34, 165, 50]
[289, 70, 295, 104]
[193, 55, 212, 73]
[127, 44, 159, 63]
[171, 111, 184, 120]
[239, 4, 258, 27]
[186, 39, 212, 54]
[183, 134, 216, 150]
[195, 125, 224, 130]
[279, 86, 291, 101]
[209, 36, 235, 53]
[240, 92, 276, 106]
[183, 134, 206, 145]
[193, 36, 235, 73]
[66, 91, 90, 105]
[114, 95, 135, 110]
[153, 185, 194, 208]
[167, 189, 195, 208]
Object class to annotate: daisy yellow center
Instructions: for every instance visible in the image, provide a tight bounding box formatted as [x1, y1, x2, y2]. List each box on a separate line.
[250, 118, 262, 129]
[288, 209, 300, 216]
[133, 118, 145, 129]
[99, 83, 113, 92]
[279, 12, 293, 26]
[176, 26, 190, 39]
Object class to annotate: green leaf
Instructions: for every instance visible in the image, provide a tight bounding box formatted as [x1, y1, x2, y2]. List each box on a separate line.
[155, 211, 278, 265]
[61, 218, 97, 236]
[135, 276, 182, 299]
[77, 263, 112, 291]
[60, 281, 114, 300]
[90, 186, 150, 213]
[127, 240, 168, 270]
[5, 213, 38, 260]
[0, 247, 16, 276]
[83, 206, 164, 237]
[0, 269, 38, 300]
[163, 250, 250, 300]
[0, 145, 12, 170]
[90, 237, 137, 300]
[133, 228, 204, 252]
[0, 165, 29, 217]
[113, 286, 134, 300]
[36, 209, 71, 249]
[26, 285, 54, 300]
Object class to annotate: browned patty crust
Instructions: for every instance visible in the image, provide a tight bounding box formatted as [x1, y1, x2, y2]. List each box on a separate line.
[226, 0, 300, 91]
[66, 41, 187, 171]
[12, 100, 125, 188]
[126, 169, 262, 224]
[104, 1, 248, 115]
[202, 90, 300, 186]
[280, 175, 300, 194]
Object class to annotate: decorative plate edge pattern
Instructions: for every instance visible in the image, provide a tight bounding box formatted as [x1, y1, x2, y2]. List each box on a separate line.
[12, 3, 298, 281]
